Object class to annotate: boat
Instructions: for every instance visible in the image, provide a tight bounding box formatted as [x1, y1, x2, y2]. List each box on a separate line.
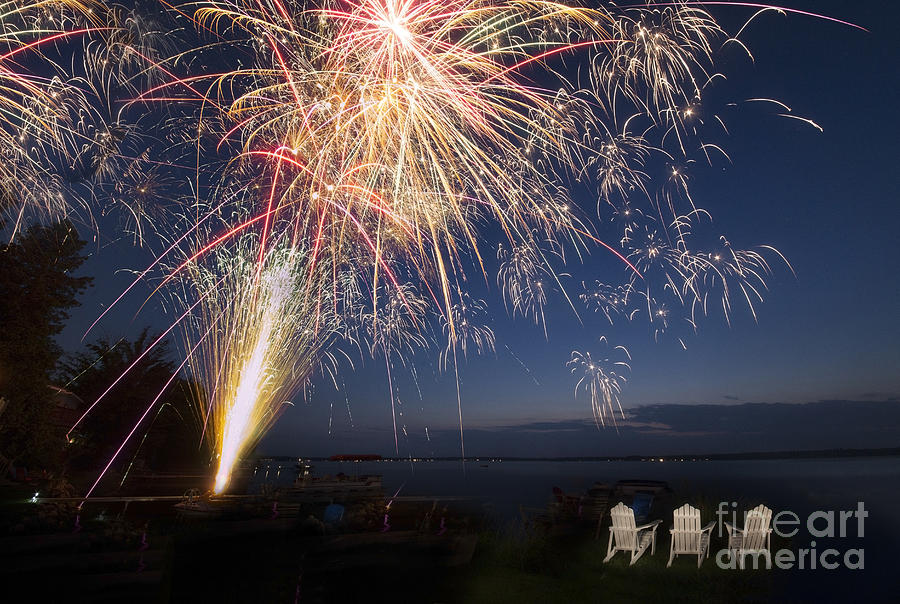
[280, 473, 384, 504]
[173, 489, 226, 518]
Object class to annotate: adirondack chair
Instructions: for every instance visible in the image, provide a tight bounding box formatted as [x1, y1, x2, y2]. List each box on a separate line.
[603, 502, 662, 565]
[725, 504, 773, 569]
[667, 503, 715, 567]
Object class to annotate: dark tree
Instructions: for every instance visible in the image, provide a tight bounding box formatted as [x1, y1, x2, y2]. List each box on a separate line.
[58, 330, 209, 476]
[58, 330, 174, 463]
[0, 220, 92, 471]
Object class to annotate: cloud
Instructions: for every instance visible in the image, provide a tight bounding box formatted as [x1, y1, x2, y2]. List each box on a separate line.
[403, 399, 900, 457]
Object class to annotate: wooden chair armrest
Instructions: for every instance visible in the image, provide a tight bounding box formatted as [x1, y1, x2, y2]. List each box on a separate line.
[701, 521, 716, 533]
[724, 522, 739, 535]
[636, 519, 662, 532]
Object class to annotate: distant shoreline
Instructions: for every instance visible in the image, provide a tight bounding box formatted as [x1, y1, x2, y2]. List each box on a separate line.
[260, 446, 900, 463]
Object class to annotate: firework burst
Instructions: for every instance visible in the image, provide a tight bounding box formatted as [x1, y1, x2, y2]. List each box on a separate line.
[0, 1, 107, 224]
[497, 242, 553, 336]
[568, 339, 630, 428]
[141, 0, 624, 319]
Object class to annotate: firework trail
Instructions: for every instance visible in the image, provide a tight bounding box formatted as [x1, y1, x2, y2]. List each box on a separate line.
[581, 211, 792, 349]
[497, 243, 552, 337]
[0, 0, 190, 241]
[441, 293, 495, 370]
[358, 281, 430, 454]
[180, 233, 343, 493]
[598, 5, 723, 134]
[568, 338, 631, 428]
[441, 291, 495, 461]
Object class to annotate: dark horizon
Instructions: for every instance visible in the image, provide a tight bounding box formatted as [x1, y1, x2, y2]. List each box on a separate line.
[258, 398, 900, 458]
[264, 446, 900, 463]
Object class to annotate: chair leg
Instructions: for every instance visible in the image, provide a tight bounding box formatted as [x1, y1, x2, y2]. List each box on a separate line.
[632, 540, 649, 565]
[603, 532, 615, 563]
[697, 553, 702, 568]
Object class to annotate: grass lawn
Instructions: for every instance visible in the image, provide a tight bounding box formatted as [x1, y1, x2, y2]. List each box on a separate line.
[301, 510, 783, 603]
[451, 529, 778, 604]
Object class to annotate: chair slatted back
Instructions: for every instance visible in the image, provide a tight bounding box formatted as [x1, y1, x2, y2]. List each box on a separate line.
[610, 502, 637, 551]
[672, 503, 701, 553]
[743, 504, 772, 550]
[586, 492, 610, 521]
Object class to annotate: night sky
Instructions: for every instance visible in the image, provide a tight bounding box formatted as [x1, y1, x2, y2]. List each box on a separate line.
[57, 1, 900, 457]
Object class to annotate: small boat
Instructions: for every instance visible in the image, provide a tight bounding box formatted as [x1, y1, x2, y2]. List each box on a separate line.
[281, 474, 384, 504]
[174, 489, 225, 518]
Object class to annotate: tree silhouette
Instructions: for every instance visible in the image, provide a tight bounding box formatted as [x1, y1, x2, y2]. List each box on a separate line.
[59, 330, 208, 477]
[0, 220, 92, 472]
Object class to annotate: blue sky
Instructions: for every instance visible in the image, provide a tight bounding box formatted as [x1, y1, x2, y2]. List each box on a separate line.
[57, 1, 900, 457]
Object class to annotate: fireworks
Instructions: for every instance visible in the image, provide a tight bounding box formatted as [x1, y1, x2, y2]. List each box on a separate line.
[0, 0, 97, 223]
[497, 243, 552, 336]
[159, 0, 621, 316]
[181, 232, 341, 493]
[24, 0, 857, 497]
[598, 5, 723, 126]
[441, 293, 495, 369]
[568, 340, 631, 428]
[109, 0, 620, 470]
[0, 0, 185, 236]
[580, 282, 631, 324]
[358, 281, 430, 454]
[580, 213, 792, 349]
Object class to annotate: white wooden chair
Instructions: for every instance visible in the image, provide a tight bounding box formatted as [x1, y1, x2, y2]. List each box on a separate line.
[668, 503, 715, 567]
[603, 502, 662, 565]
[725, 504, 773, 569]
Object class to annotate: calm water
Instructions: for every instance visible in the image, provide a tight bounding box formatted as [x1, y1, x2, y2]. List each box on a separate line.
[251, 456, 900, 598]
[252, 456, 899, 526]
